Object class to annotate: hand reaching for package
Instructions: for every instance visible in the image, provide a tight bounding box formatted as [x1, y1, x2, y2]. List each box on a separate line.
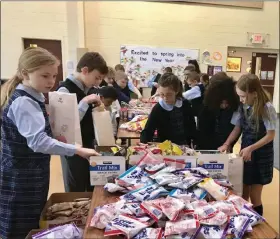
[82, 94, 101, 106]
[76, 147, 101, 160]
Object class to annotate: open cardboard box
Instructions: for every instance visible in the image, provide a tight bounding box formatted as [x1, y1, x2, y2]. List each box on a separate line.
[39, 192, 92, 229]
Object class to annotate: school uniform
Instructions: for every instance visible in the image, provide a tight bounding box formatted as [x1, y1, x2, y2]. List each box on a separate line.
[198, 106, 237, 150]
[113, 81, 131, 104]
[183, 84, 204, 117]
[231, 103, 277, 185]
[148, 73, 162, 96]
[0, 84, 75, 239]
[57, 75, 94, 192]
[140, 98, 197, 145]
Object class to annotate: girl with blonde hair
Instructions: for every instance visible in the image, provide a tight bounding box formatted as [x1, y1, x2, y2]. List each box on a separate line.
[0, 47, 100, 238]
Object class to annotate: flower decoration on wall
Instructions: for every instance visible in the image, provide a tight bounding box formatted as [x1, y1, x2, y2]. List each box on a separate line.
[121, 57, 128, 65]
[129, 56, 135, 65]
[120, 46, 128, 56]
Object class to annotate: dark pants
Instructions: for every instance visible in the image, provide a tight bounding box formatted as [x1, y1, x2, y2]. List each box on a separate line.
[61, 155, 94, 192]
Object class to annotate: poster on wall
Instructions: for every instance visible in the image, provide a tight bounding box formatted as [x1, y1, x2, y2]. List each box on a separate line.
[120, 45, 199, 86]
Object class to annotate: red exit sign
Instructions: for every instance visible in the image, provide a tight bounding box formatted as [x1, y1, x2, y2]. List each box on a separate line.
[251, 34, 263, 44]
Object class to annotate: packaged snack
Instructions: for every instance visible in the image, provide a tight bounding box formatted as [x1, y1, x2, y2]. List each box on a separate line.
[137, 152, 164, 168]
[194, 205, 219, 220]
[159, 196, 185, 221]
[32, 223, 82, 239]
[240, 205, 265, 226]
[90, 203, 117, 229]
[104, 183, 127, 193]
[145, 163, 166, 174]
[210, 201, 240, 216]
[198, 178, 229, 201]
[214, 179, 233, 188]
[177, 211, 198, 221]
[104, 222, 124, 237]
[149, 186, 169, 200]
[169, 189, 196, 201]
[140, 200, 164, 222]
[194, 224, 229, 239]
[200, 211, 228, 226]
[164, 158, 187, 169]
[227, 214, 250, 238]
[130, 183, 159, 201]
[110, 214, 150, 238]
[191, 187, 208, 200]
[226, 194, 253, 210]
[150, 166, 177, 180]
[154, 173, 182, 186]
[132, 228, 163, 239]
[126, 203, 146, 216]
[189, 167, 209, 177]
[169, 177, 202, 190]
[165, 219, 200, 236]
[190, 200, 208, 209]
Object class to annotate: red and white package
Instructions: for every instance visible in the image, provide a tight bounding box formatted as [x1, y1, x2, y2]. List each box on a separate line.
[227, 214, 251, 238]
[154, 173, 182, 186]
[137, 152, 164, 168]
[226, 194, 253, 210]
[194, 205, 219, 220]
[133, 228, 163, 239]
[150, 166, 177, 180]
[165, 218, 200, 236]
[190, 200, 208, 209]
[110, 214, 150, 238]
[200, 211, 228, 226]
[145, 163, 166, 174]
[164, 158, 187, 169]
[90, 203, 117, 229]
[126, 203, 146, 216]
[210, 201, 240, 216]
[159, 196, 185, 221]
[140, 199, 164, 222]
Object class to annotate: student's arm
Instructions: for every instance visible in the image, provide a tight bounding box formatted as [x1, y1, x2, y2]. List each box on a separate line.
[140, 105, 158, 143]
[147, 75, 157, 88]
[182, 86, 201, 100]
[8, 97, 77, 156]
[118, 91, 130, 104]
[128, 81, 142, 99]
[57, 87, 89, 121]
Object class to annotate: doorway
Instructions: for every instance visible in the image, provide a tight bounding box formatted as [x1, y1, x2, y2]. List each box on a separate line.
[23, 38, 63, 103]
[251, 52, 277, 99]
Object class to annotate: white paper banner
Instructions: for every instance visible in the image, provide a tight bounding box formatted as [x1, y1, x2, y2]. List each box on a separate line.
[120, 45, 199, 86]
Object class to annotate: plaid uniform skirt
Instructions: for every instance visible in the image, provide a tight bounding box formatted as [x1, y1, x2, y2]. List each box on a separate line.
[243, 146, 274, 185]
[0, 166, 50, 239]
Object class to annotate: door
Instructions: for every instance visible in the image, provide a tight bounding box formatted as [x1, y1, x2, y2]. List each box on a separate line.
[251, 52, 277, 100]
[23, 38, 63, 103]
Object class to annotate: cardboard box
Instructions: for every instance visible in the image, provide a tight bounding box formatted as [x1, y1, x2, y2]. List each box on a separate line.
[39, 192, 92, 229]
[90, 156, 126, 185]
[25, 229, 42, 239]
[197, 154, 243, 196]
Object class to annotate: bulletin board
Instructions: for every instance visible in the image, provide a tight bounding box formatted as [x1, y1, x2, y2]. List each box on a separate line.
[120, 45, 199, 86]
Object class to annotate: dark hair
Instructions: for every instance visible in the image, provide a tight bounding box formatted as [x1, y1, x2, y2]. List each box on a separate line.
[188, 59, 201, 74]
[204, 74, 239, 112]
[184, 65, 196, 72]
[158, 73, 183, 98]
[187, 72, 200, 82]
[164, 67, 172, 73]
[115, 64, 125, 72]
[200, 74, 209, 84]
[77, 52, 108, 74]
[98, 86, 118, 101]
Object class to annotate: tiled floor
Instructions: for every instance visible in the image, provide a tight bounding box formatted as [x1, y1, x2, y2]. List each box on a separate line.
[49, 143, 279, 233]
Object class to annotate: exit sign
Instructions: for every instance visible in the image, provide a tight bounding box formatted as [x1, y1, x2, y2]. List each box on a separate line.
[251, 34, 263, 44]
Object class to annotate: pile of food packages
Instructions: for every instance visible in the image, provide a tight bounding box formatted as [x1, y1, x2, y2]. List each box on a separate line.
[127, 140, 197, 158]
[89, 152, 265, 239]
[120, 115, 149, 132]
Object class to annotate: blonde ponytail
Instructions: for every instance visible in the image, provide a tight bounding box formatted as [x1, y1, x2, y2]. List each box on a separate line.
[1, 75, 22, 110]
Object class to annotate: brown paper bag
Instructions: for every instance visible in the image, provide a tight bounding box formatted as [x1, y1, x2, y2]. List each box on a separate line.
[92, 109, 115, 146]
[48, 92, 82, 146]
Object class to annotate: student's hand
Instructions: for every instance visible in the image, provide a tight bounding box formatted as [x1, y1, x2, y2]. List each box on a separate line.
[76, 147, 101, 160]
[218, 144, 229, 153]
[153, 82, 159, 88]
[82, 94, 101, 105]
[240, 146, 252, 162]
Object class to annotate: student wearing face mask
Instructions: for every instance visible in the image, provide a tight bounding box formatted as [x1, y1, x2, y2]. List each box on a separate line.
[198, 73, 239, 151]
[141, 73, 196, 146]
[57, 52, 108, 192]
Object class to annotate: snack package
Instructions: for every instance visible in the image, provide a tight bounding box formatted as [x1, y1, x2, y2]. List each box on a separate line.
[116, 166, 153, 190]
[90, 203, 117, 229]
[126, 203, 146, 216]
[132, 228, 163, 239]
[159, 196, 185, 221]
[190, 200, 208, 209]
[130, 183, 159, 201]
[32, 223, 82, 239]
[165, 219, 200, 236]
[145, 163, 166, 174]
[210, 201, 240, 216]
[194, 205, 219, 220]
[194, 224, 229, 239]
[154, 173, 182, 186]
[137, 152, 164, 168]
[227, 214, 250, 238]
[198, 178, 229, 201]
[110, 214, 150, 238]
[149, 166, 177, 180]
[169, 177, 202, 190]
[104, 222, 124, 237]
[226, 194, 253, 210]
[164, 158, 186, 169]
[214, 179, 233, 188]
[189, 167, 209, 177]
[104, 183, 127, 193]
[140, 201, 164, 222]
[199, 211, 228, 226]
[240, 205, 265, 226]
[169, 189, 196, 201]
[191, 187, 208, 200]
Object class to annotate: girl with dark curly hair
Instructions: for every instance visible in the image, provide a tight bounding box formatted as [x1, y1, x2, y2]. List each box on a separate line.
[198, 73, 240, 150]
